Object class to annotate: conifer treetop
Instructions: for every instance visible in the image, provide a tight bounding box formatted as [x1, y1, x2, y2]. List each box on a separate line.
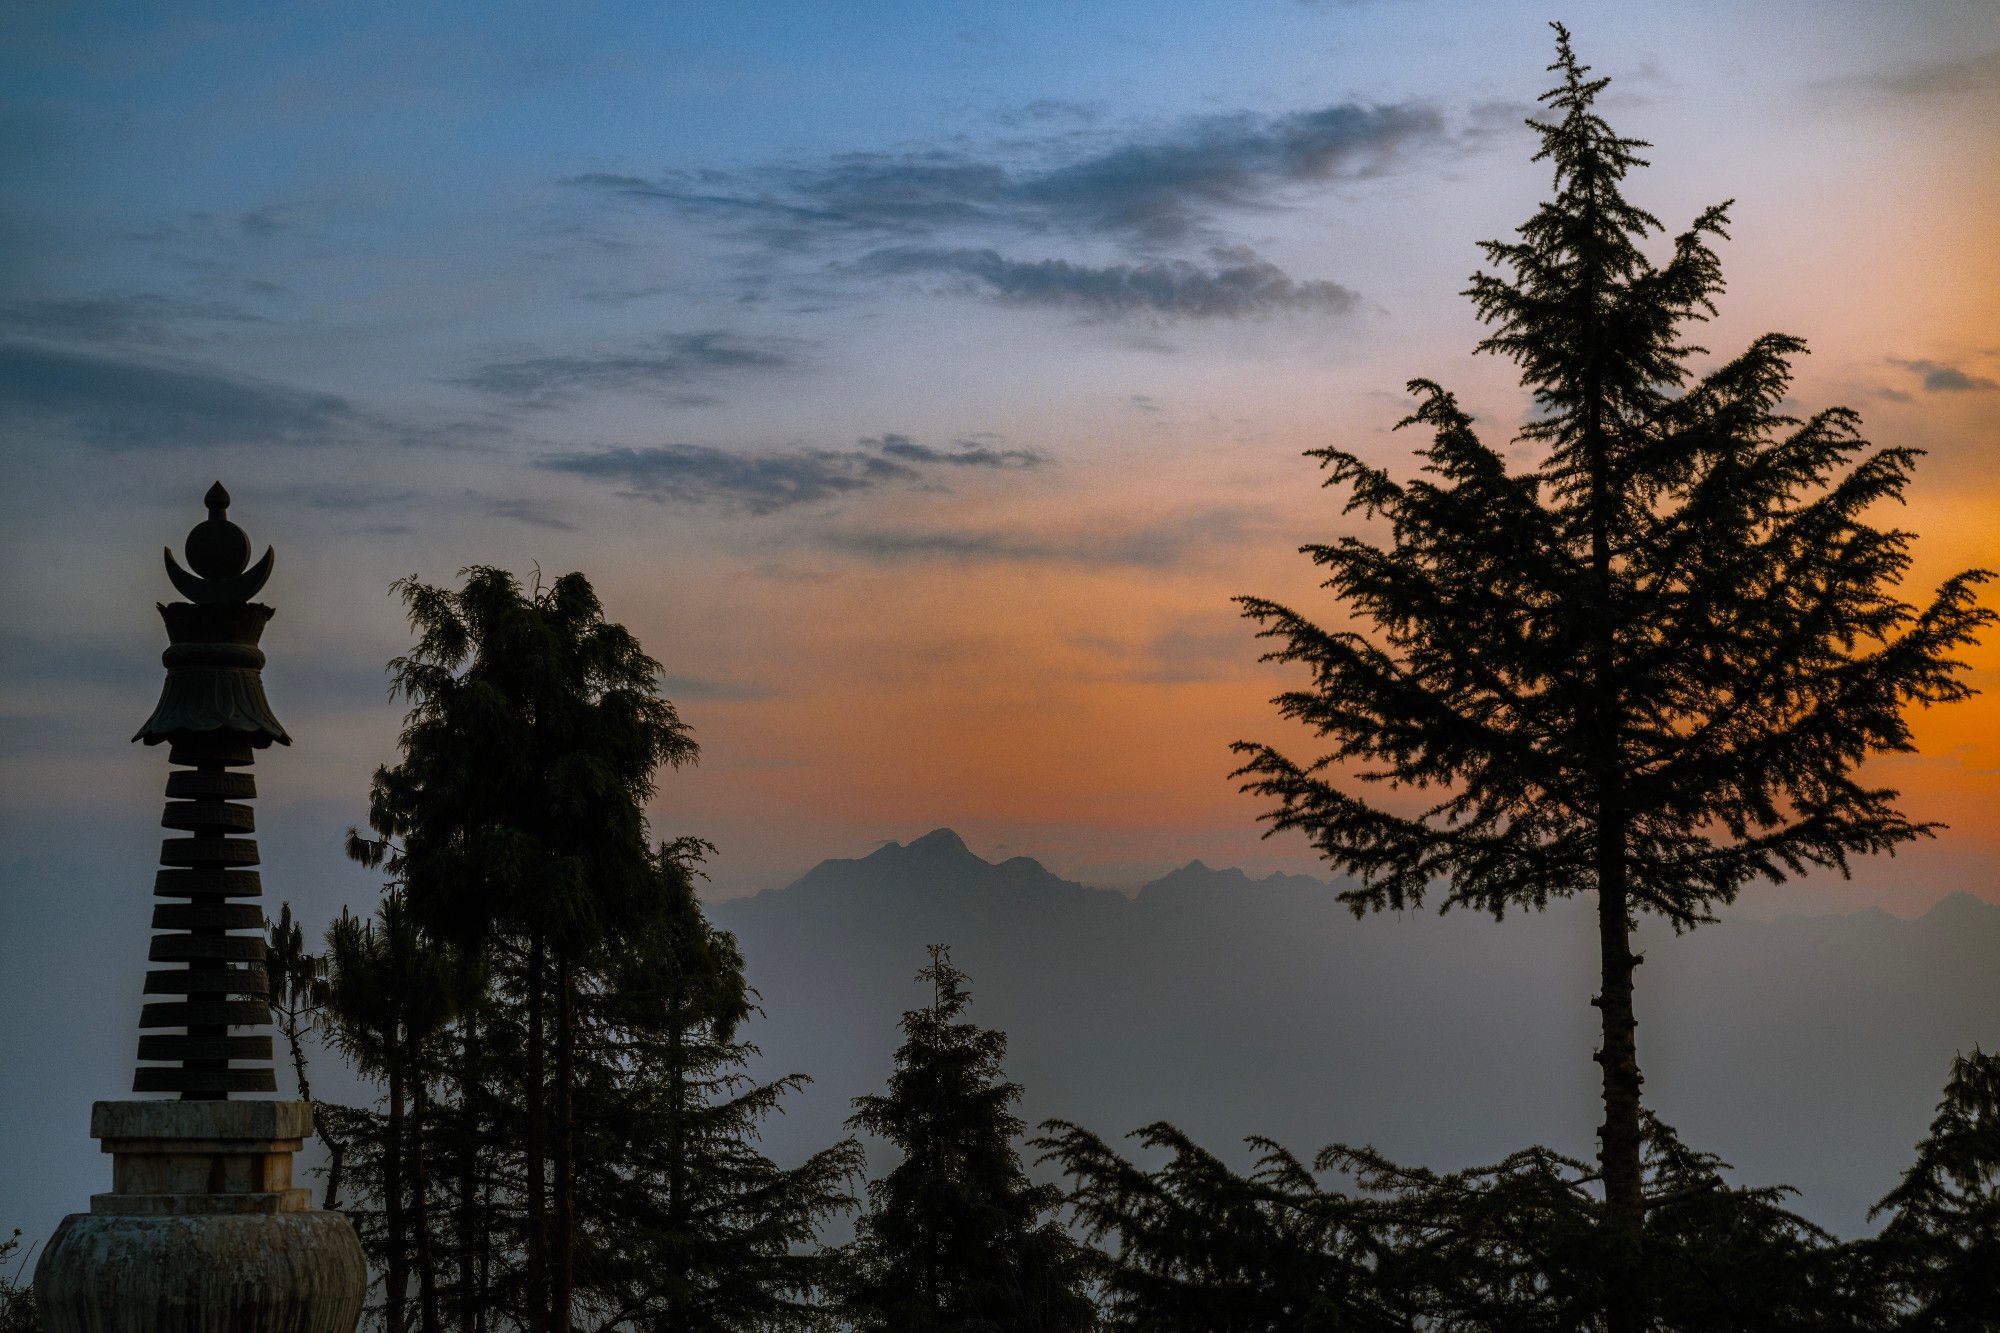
[1234, 26, 1994, 928]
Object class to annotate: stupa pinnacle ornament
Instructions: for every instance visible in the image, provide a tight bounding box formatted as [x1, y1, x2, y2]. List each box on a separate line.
[35, 484, 364, 1333]
[133, 481, 287, 1097]
[137, 481, 288, 749]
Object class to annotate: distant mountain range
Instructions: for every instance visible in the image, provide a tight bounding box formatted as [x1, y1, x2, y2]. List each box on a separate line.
[712, 828, 2000, 1237]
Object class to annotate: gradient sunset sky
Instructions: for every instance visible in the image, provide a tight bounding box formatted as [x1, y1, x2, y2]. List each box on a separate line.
[3, 0, 1995, 911]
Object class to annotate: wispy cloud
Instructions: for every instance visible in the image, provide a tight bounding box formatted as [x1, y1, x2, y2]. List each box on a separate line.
[561, 98, 1458, 329]
[276, 481, 573, 530]
[859, 245, 1360, 321]
[472, 494, 575, 530]
[1075, 614, 1262, 684]
[1825, 48, 2000, 103]
[0, 293, 272, 346]
[870, 431, 1048, 468]
[818, 506, 1267, 569]
[0, 342, 355, 449]
[569, 99, 1446, 248]
[1891, 357, 1999, 393]
[454, 331, 802, 408]
[538, 433, 1048, 514]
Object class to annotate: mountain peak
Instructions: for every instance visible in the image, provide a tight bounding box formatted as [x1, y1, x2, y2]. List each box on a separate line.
[1922, 889, 1999, 924]
[907, 827, 971, 854]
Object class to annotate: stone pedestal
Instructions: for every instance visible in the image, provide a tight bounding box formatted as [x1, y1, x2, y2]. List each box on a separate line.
[35, 1100, 365, 1333]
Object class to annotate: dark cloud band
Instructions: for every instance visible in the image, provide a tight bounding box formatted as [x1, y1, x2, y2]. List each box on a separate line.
[453, 331, 800, 407]
[538, 433, 1048, 514]
[0, 342, 353, 449]
[569, 98, 1446, 247]
[860, 246, 1360, 321]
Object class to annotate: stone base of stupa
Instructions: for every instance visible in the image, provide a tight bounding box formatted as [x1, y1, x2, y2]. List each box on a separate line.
[34, 1100, 365, 1333]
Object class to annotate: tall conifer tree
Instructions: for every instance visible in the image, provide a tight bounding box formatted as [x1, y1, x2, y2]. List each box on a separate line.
[1233, 27, 1992, 1328]
[320, 895, 466, 1333]
[333, 566, 856, 1331]
[843, 948, 1093, 1333]
[357, 567, 695, 1332]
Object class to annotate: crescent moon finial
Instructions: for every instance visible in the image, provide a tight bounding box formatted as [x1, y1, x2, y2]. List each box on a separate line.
[167, 483, 273, 603]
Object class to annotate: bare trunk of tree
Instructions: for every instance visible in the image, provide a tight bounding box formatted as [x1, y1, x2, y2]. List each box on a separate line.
[665, 988, 686, 1330]
[279, 999, 350, 1212]
[552, 955, 575, 1333]
[1584, 370, 1644, 1333]
[1595, 840, 1644, 1333]
[456, 1013, 480, 1333]
[413, 1072, 443, 1333]
[387, 1034, 408, 1333]
[324, 1131, 347, 1212]
[525, 928, 549, 1333]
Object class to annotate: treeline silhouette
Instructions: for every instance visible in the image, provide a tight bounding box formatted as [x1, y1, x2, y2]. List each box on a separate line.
[5, 24, 1996, 1333]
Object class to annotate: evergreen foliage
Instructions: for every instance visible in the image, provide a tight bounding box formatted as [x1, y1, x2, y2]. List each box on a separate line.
[1870, 1048, 2000, 1327]
[1038, 1114, 1886, 1331]
[573, 845, 863, 1331]
[319, 894, 468, 1333]
[0, 1231, 39, 1333]
[267, 903, 349, 1209]
[318, 567, 856, 1331]
[1036, 1121, 1401, 1331]
[843, 947, 1094, 1333]
[1232, 26, 1993, 1326]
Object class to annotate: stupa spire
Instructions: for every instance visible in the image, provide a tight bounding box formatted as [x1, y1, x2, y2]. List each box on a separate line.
[133, 484, 287, 1097]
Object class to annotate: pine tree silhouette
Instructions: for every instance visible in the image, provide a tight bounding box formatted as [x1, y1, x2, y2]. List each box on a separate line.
[843, 947, 1094, 1333]
[342, 568, 856, 1329]
[1233, 25, 1993, 1329]
[1870, 1050, 2000, 1327]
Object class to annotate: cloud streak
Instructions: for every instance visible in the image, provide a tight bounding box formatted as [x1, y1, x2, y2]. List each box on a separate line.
[1891, 358, 1998, 394]
[538, 433, 1048, 514]
[870, 431, 1048, 468]
[0, 342, 356, 449]
[453, 331, 801, 407]
[0, 294, 272, 346]
[560, 98, 1456, 325]
[572, 99, 1446, 247]
[818, 506, 1266, 569]
[860, 245, 1360, 321]
[1826, 48, 2000, 104]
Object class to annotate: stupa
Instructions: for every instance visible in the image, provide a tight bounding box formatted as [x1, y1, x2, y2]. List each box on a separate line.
[35, 484, 365, 1332]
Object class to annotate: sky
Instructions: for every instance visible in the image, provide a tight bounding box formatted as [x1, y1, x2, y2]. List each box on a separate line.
[2, 0, 1997, 914]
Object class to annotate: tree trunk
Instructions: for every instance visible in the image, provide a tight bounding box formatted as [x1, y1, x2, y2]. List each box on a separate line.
[457, 1013, 480, 1333]
[324, 1129, 347, 1212]
[413, 1072, 443, 1333]
[1583, 356, 1644, 1332]
[387, 1033, 408, 1333]
[1595, 842, 1644, 1333]
[525, 928, 550, 1333]
[279, 997, 349, 1212]
[552, 954, 575, 1333]
[285, 1006, 314, 1101]
[665, 987, 686, 1330]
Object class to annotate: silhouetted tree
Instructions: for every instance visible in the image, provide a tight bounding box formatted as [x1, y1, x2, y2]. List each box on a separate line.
[1040, 1115, 1884, 1331]
[329, 566, 855, 1331]
[844, 947, 1094, 1333]
[578, 845, 861, 1331]
[0, 1230, 39, 1333]
[268, 902, 350, 1209]
[321, 894, 467, 1333]
[357, 566, 696, 1333]
[1870, 1049, 2000, 1327]
[1036, 1121, 1405, 1331]
[1234, 27, 1993, 1328]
